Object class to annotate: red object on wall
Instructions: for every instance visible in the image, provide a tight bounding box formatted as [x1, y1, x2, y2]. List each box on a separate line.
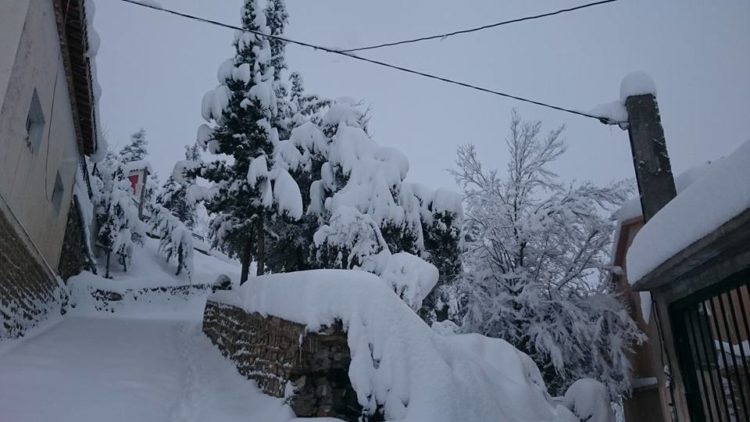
[128, 174, 139, 194]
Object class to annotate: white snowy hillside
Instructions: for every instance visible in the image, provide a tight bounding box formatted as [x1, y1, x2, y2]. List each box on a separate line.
[627, 139, 750, 283]
[210, 270, 579, 422]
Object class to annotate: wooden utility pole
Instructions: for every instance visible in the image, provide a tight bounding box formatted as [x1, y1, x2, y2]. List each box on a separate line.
[624, 91, 676, 222]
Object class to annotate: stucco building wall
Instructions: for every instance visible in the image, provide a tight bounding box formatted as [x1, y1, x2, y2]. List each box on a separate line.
[0, 0, 81, 270]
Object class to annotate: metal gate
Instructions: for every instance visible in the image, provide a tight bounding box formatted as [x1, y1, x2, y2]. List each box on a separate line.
[671, 269, 750, 421]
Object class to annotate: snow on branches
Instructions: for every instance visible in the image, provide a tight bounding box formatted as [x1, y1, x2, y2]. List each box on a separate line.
[452, 110, 643, 399]
[151, 206, 194, 280]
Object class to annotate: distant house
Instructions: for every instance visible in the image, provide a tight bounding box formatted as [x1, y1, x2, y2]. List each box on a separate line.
[621, 140, 750, 422]
[0, 0, 99, 340]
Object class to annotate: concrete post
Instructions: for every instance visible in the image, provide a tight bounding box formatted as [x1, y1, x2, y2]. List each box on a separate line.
[624, 93, 677, 223]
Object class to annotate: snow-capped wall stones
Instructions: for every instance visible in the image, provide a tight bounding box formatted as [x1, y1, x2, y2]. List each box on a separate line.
[202, 300, 362, 420]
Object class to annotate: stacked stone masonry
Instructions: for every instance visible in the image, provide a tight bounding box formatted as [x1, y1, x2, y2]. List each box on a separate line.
[0, 209, 65, 340]
[203, 300, 368, 420]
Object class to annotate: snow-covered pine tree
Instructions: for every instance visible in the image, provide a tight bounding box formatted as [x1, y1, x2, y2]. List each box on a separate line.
[157, 146, 200, 229]
[151, 205, 194, 279]
[412, 187, 463, 323]
[92, 152, 145, 276]
[288, 72, 330, 126]
[119, 129, 148, 163]
[452, 110, 643, 399]
[185, 0, 302, 282]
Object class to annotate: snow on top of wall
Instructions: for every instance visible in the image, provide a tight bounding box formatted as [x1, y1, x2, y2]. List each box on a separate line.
[627, 139, 750, 284]
[210, 269, 573, 422]
[620, 71, 657, 101]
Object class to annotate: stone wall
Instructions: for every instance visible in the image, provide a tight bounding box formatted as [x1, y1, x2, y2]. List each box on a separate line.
[0, 206, 66, 340]
[203, 300, 366, 420]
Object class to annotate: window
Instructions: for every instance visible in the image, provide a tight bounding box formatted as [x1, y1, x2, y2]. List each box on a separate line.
[51, 171, 64, 215]
[25, 89, 45, 153]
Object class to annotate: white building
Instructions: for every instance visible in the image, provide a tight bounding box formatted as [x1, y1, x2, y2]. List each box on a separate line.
[0, 0, 99, 340]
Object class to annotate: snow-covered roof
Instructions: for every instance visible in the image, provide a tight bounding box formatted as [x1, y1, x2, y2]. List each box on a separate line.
[626, 139, 750, 285]
[615, 160, 716, 223]
[210, 269, 574, 421]
[54, 0, 101, 156]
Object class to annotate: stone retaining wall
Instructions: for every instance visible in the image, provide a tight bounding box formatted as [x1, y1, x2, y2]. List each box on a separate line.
[0, 207, 66, 340]
[203, 300, 365, 420]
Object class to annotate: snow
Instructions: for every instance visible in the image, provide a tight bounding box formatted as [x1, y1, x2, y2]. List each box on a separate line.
[640, 291, 652, 323]
[248, 80, 276, 112]
[631, 377, 658, 389]
[273, 169, 303, 219]
[74, 166, 96, 265]
[247, 155, 269, 186]
[122, 159, 152, 174]
[0, 317, 292, 422]
[290, 121, 328, 156]
[627, 139, 750, 283]
[196, 124, 214, 148]
[616, 160, 716, 222]
[211, 270, 575, 421]
[361, 251, 439, 310]
[201, 85, 231, 122]
[561, 379, 614, 422]
[0, 233, 293, 422]
[620, 71, 657, 101]
[83, 0, 104, 158]
[589, 100, 628, 125]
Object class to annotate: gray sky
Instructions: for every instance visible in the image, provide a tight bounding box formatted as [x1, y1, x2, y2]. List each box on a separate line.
[93, 0, 750, 192]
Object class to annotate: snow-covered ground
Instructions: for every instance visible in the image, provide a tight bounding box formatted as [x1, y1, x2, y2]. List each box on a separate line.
[0, 238, 293, 422]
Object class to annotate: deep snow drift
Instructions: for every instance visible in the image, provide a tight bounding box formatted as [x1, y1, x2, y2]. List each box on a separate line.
[211, 270, 579, 422]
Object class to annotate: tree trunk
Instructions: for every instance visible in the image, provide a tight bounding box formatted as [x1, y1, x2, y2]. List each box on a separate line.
[240, 234, 253, 284]
[256, 213, 265, 276]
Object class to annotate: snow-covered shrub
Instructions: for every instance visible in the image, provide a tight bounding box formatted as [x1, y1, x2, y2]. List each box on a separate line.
[453, 110, 643, 399]
[151, 206, 194, 280]
[561, 379, 615, 422]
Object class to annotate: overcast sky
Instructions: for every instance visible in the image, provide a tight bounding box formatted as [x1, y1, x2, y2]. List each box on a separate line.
[93, 0, 750, 192]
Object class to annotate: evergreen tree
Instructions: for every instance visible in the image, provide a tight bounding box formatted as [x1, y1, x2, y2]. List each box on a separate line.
[119, 129, 148, 163]
[157, 146, 200, 229]
[183, 0, 302, 282]
[92, 152, 145, 276]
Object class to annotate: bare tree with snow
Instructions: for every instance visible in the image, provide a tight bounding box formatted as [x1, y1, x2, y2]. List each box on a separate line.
[453, 110, 643, 399]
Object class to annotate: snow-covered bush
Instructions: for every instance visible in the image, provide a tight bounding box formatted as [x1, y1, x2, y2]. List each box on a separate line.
[453, 110, 643, 399]
[151, 206, 194, 280]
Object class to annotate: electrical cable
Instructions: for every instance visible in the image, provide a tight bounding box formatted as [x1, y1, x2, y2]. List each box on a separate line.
[118, 0, 623, 124]
[340, 0, 618, 53]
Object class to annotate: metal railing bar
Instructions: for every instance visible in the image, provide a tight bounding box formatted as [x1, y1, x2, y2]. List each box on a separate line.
[706, 298, 741, 420]
[688, 306, 721, 422]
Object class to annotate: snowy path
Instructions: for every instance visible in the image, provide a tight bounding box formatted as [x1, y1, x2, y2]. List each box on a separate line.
[0, 315, 292, 422]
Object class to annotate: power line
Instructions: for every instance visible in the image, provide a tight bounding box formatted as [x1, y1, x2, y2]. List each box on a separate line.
[118, 0, 621, 125]
[340, 0, 618, 53]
